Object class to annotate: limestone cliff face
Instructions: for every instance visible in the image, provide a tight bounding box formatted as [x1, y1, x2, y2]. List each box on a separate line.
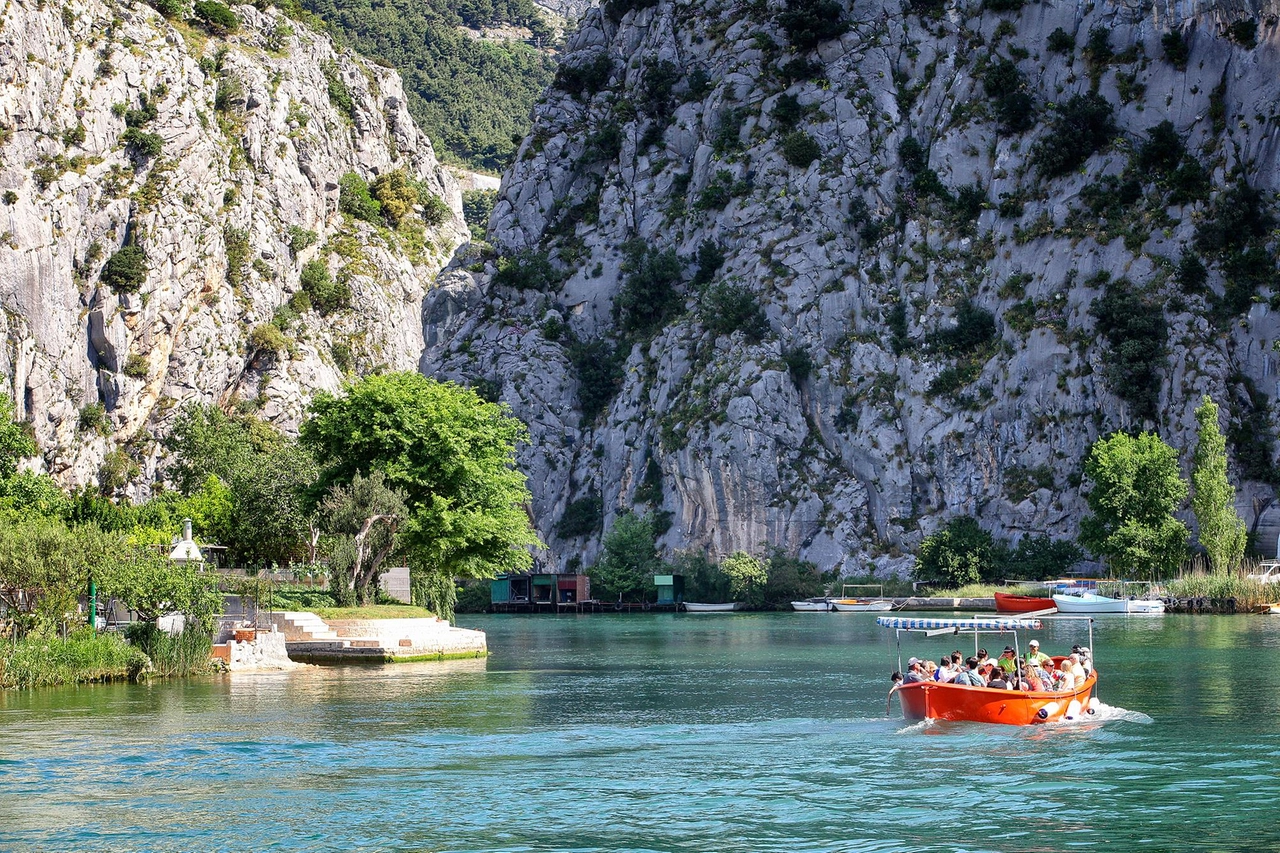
[424, 0, 1280, 572]
[0, 0, 466, 489]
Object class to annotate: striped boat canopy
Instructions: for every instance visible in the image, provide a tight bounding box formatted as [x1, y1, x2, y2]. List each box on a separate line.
[876, 616, 1042, 631]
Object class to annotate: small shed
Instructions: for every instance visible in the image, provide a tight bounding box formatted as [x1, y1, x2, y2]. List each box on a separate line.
[654, 573, 684, 605]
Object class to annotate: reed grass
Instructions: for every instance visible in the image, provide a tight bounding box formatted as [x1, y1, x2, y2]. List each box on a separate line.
[1162, 571, 1274, 609]
[125, 623, 213, 678]
[0, 630, 149, 689]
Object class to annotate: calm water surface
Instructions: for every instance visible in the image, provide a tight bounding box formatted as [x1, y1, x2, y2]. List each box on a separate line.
[3, 613, 1280, 852]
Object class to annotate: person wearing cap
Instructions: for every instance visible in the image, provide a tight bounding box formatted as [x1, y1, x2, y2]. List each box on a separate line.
[997, 647, 1019, 675]
[1025, 639, 1051, 667]
[904, 658, 927, 684]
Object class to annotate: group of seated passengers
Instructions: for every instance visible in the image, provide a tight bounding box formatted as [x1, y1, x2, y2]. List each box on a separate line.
[897, 640, 1091, 692]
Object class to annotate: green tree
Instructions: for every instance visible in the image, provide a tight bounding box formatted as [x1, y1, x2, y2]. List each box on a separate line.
[1079, 431, 1190, 578]
[319, 471, 408, 605]
[165, 404, 315, 566]
[227, 442, 317, 569]
[0, 515, 114, 637]
[1191, 396, 1247, 573]
[300, 372, 541, 601]
[762, 548, 825, 608]
[590, 511, 661, 602]
[0, 395, 37, 479]
[98, 542, 222, 627]
[670, 550, 729, 603]
[916, 516, 996, 587]
[721, 550, 768, 605]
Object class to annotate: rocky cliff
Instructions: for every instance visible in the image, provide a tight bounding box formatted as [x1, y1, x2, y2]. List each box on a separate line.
[422, 0, 1280, 572]
[0, 0, 467, 489]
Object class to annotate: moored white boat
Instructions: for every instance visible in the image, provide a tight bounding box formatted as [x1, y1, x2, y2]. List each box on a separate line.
[791, 598, 833, 612]
[683, 602, 741, 612]
[1052, 593, 1164, 614]
[831, 598, 893, 612]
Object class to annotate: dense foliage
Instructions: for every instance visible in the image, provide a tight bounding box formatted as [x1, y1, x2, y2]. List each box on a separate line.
[1191, 396, 1247, 573]
[1079, 431, 1189, 578]
[301, 372, 542, 608]
[301, 0, 555, 170]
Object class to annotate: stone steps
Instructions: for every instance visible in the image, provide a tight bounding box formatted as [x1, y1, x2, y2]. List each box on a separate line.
[272, 611, 340, 641]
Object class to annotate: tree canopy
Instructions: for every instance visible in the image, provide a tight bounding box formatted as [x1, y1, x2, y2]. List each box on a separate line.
[301, 372, 541, 593]
[1079, 431, 1189, 578]
[589, 511, 661, 602]
[1191, 396, 1247, 572]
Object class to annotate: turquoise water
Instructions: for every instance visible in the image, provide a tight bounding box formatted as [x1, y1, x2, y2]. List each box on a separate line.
[3, 613, 1280, 851]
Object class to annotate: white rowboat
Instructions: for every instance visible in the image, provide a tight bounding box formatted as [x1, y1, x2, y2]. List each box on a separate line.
[1052, 593, 1165, 614]
[683, 602, 741, 612]
[791, 598, 833, 612]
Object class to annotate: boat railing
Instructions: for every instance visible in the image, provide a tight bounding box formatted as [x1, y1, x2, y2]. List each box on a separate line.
[840, 584, 884, 599]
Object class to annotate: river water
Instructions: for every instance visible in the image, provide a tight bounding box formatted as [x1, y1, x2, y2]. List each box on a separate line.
[2, 612, 1279, 851]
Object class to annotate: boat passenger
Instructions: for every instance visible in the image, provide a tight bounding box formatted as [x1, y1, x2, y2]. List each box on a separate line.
[955, 657, 985, 686]
[904, 659, 927, 684]
[986, 668, 1010, 690]
[1064, 653, 1087, 683]
[1020, 664, 1043, 691]
[997, 647, 1019, 675]
[923, 659, 938, 679]
[1025, 640, 1052, 667]
[1057, 662, 1078, 691]
[1072, 645, 1093, 675]
[976, 648, 992, 668]
[935, 658, 955, 683]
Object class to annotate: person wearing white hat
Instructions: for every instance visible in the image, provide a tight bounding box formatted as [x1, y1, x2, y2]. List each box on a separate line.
[1025, 639, 1052, 667]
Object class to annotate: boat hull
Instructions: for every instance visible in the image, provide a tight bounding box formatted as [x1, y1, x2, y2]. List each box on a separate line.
[994, 592, 1055, 613]
[1053, 593, 1165, 614]
[831, 599, 893, 612]
[683, 602, 740, 612]
[895, 670, 1098, 725]
[791, 599, 832, 612]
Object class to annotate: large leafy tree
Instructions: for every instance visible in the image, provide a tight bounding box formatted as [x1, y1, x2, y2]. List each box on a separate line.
[1191, 396, 1247, 572]
[165, 404, 315, 567]
[916, 516, 997, 587]
[0, 514, 114, 637]
[589, 511, 661, 602]
[98, 543, 222, 627]
[1079, 431, 1189, 578]
[722, 551, 768, 605]
[300, 373, 541, 603]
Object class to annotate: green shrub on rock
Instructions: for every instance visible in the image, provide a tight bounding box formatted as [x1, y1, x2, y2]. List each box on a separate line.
[192, 0, 238, 34]
[300, 259, 350, 315]
[100, 246, 148, 293]
[781, 131, 821, 168]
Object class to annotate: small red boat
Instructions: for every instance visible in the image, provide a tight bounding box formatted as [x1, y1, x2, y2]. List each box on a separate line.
[994, 591, 1055, 613]
[879, 616, 1098, 726]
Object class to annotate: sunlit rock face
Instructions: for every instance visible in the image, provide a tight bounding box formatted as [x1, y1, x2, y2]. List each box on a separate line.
[0, 0, 466, 491]
[423, 0, 1280, 573]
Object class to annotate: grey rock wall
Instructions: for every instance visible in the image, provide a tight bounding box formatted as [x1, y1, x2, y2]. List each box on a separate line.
[424, 0, 1280, 574]
[0, 0, 466, 490]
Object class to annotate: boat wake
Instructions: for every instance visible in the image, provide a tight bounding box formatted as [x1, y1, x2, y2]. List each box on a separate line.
[1042, 701, 1153, 728]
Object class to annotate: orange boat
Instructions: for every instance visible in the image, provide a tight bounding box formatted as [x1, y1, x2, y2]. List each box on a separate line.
[993, 591, 1055, 613]
[879, 616, 1097, 726]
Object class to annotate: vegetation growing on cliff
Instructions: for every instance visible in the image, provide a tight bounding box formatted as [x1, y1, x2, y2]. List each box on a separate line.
[300, 0, 556, 170]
